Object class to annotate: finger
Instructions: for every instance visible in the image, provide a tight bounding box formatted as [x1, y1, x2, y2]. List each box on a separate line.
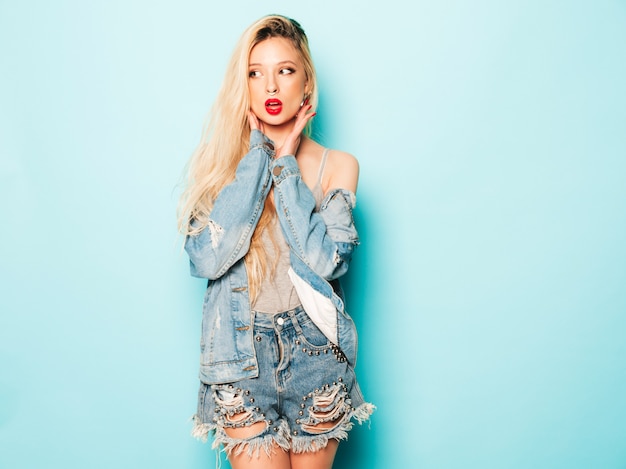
[297, 104, 314, 119]
[294, 105, 316, 133]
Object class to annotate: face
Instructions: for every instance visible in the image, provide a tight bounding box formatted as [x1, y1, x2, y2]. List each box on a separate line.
[248, 36, 309, 128]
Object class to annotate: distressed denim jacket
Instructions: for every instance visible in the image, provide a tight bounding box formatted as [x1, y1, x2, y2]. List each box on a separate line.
[185, 130, 360, 385]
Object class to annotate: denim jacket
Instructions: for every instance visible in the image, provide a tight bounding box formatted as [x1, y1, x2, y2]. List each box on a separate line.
[185, 130, 360, 385]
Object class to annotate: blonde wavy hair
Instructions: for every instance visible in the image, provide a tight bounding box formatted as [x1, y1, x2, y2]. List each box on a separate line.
[178, 15, 319, 301]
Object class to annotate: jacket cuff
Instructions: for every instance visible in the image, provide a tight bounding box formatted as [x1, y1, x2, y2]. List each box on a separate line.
[249, 129, 276, 155]
[270, 154, 299, 183]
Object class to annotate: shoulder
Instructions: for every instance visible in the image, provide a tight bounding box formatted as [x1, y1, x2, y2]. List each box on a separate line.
[326, 149, 359, 193]
[328, 149, 359, 173]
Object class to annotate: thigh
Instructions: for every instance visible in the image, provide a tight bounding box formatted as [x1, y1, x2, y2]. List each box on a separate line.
[290, 439, 339, 469]
[228, 443, 291, 469]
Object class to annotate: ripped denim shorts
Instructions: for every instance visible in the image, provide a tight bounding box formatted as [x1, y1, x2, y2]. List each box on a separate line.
[191, 306, 374, 457]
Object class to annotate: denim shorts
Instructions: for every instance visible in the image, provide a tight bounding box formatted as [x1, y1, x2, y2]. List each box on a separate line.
[191, 306, 374, 456]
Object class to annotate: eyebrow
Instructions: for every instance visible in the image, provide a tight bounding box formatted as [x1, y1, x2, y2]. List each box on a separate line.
[248, 60, 298, 68]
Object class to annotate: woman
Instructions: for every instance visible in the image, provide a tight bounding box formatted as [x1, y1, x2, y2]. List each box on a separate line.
[178, 14, 374, 469]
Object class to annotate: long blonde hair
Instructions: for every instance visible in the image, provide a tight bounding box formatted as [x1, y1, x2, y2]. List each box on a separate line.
[178, 15, 319, 300]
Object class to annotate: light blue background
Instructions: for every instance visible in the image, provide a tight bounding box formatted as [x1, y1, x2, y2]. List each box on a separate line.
[1, 1, 625, 468]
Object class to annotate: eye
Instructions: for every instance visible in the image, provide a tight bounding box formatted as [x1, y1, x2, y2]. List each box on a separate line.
[280, 68, 295, 75]
[249, 70, 261, 78]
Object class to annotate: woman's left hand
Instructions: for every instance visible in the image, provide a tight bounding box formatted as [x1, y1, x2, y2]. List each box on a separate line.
[276, 104, 316, 158]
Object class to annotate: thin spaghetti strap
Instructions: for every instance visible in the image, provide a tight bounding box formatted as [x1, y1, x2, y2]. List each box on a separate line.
[311, 148, 330, 208]
[316, 148, 330, 187]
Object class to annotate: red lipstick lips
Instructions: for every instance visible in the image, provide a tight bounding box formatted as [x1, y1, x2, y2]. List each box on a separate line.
[265, 99, 283, 115]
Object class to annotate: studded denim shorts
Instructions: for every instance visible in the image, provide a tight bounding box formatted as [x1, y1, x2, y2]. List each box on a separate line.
[191, 306, 374, 456]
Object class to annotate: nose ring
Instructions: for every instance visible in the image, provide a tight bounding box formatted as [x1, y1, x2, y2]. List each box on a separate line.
[267, 88, 277, 96]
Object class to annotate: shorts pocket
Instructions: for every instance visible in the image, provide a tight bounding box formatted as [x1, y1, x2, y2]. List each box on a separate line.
[297, 316, 331, 349]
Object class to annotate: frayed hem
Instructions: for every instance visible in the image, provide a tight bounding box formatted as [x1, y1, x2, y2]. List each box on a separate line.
[291, 429, 348, 454]
[352, 402, 376, 425]
[216, 419, 291, 459]
[190, 401, 375, 455]
[190, 414, 216, 443]
[291, 401, 376, 454]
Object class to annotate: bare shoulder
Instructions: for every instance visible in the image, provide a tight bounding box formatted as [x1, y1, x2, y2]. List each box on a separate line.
[329, 150, 359, 172]
[326, 149, 359, 194]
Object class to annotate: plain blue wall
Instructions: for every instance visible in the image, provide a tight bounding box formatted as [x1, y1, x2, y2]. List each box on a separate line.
[1, 1, 625, 468]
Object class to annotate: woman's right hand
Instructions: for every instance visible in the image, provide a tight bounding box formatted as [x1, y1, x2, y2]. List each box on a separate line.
[248, 111, 265, 134]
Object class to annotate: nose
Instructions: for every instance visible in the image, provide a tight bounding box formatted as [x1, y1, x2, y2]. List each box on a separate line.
[266, 77, 278, 96]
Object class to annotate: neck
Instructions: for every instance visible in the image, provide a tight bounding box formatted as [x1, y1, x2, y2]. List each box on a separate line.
[264, 119, 297, 150]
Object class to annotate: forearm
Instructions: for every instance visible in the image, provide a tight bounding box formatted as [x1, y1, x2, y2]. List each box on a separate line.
[271, 155, 359, 280]
[185, 130, 274, 278]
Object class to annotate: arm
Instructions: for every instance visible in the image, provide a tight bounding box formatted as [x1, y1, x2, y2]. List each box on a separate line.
[271, 155, 359, 280]
[184, 130, 273, 279]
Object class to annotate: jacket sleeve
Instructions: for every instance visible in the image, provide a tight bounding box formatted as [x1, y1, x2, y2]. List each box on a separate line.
[184, 130, 273, 279]
[270, 154, 359, 280]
